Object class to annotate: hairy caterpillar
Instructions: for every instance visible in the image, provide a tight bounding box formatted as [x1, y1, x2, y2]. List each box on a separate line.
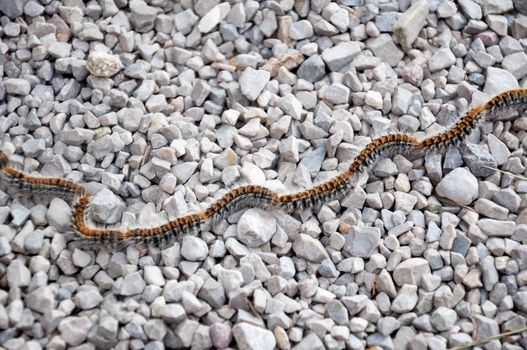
[1, 89, 526, 245]
[0, 152, 84, 197]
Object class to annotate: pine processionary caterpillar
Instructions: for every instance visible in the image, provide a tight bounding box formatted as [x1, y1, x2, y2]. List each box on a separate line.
[278, 134, 420, 212]
[1, 89, 526, 245]
[0, 152, 84, 197]
[419, 89, 527, 151]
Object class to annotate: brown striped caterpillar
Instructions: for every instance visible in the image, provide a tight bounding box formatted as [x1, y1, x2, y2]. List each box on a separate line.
[1, 89, 526, 245]
[0, 153, 84, 198]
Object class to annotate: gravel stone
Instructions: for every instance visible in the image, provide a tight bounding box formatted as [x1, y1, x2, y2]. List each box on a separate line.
[393, 258, 431, 287]
[86, 51, 122, 77]
[24, 1, 45, 17]
[233, 322, 276, 350]
[480, 255, 499, 291]
[478, 219, 516, 236]
[47, 198, 71, 232]
[431, 307, 457, 331]
[514, 0, 527, 14]
[0, 236, 11, 256]
[237, 208, 277, 247]
[344, 226, 381, 258]
[58, 316, 93, 346]
[484, 67, 520, 95]
[474, 315, 499, 339]
[26, 286, 56, 314]
[129, 0, 157, 33]
[289, 20, 314, 40]
[365, 91, 383, 109]
[513, 291, 527, 312]
[0, 0, 26, 18]
[181, 235, 209, 261]
[89, 189, 126, 224]
[24, 229, 43, 254]
[298, 55, 326, 83]
[429, 48, 456, 72]
[367, 34, 404, 67]
[326, 300, 349, 325]
[278, 94, 303, 120]
[487, 134, 511, 165]
[436, 168, 478, 205]
[293, 234, 330, 263]
[394, 0, 429, 48]
[198, 3, 230, 33]
[391, 284, 418, 313]
[461, 144, 497, 177]
[7, 260, 31, 288]
[198, 277, 225, 308]
[239, 68, 270, 101]
[321, 42, 361, 71]
[5, 78, 31, 95]
[325, 83, 350, 105]
[120, 272, 146, 296]
[75, 287, 103, 310]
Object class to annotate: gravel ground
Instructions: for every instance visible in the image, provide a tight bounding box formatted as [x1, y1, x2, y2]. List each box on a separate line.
[1, 0, 527, 349]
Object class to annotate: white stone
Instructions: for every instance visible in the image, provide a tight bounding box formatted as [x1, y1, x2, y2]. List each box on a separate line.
[436, 168, 479, 205]
[198, 3, 230, 33]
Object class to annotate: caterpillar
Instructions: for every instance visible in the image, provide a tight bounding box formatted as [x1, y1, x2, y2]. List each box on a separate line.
[1, 89, 526, 245]
[419, 89, 527, 151]
[0, 152, 84, 198]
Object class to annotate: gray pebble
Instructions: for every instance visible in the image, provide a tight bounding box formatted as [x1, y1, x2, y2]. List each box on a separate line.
[325, 83, 350, 105]
[47, 198, 71, 232]
[367, 34, 404, 67]
[198, 277, 225, 308]
[321, 42, 361, 71]
[161, 303, 186, 323]
[278, 94, 303, 120]
[7, 260, 31, 288]
[344, 226, 380, 258]
[89, 189, 126, 224]
[210, 322, 232, 349]
[393, 258, 431, 287]
[120, 272, 146, 296]
[289, 20, 314, 40]
[58, 316, 93, 346]
[237, 208, 276, 248]
[484, 67, 519, 96]
[26, 286, 56, 314]
[461, 144, 497, 177]
[129, 0, 158, 33]
[72, 249, 91, 268]
[293, 234, 330, 263]
[232, 322, 276, 350]
[429, 48, 456, 72]
[74, 287, 103, 310]
[24, 229, 43, 254]
[298, 55, 326, 83]
[394, 0, 429, 48]
[391, 284, 418, 313]
[436, 168, 478, 205]
[181, 235, 208, 261]
[239, 68, 270, 101]
[4, 78, 31, 95]
[473, 315, 499, 339]
[431, 306, 457, 331]
[0, 236, 12, 256]
[10, 201, 31, 227]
